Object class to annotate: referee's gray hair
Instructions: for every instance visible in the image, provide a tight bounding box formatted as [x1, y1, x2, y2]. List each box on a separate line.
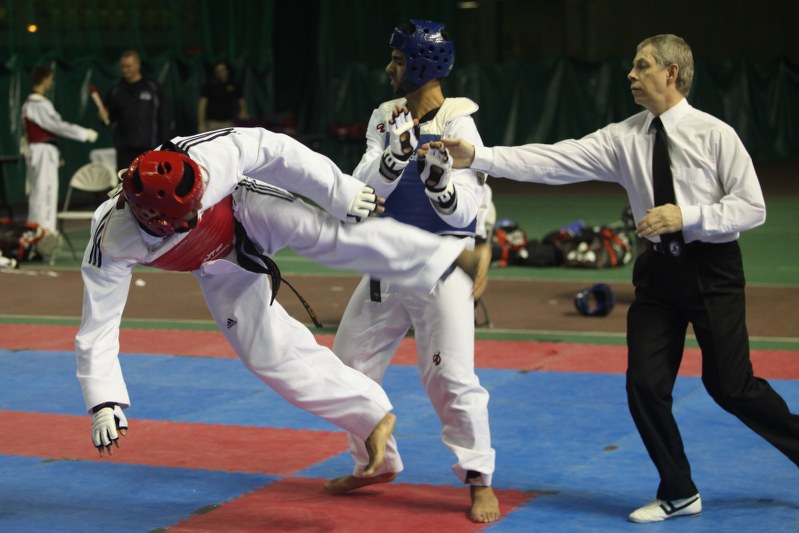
[638, 34, 694, 96]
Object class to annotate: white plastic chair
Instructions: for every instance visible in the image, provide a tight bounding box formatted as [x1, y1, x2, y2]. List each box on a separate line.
[56, 162, 119, 260]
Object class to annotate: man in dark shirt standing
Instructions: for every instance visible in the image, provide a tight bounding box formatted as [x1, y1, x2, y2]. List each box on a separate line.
[99, 50, 170, 171]
[197, 61, 248, 133]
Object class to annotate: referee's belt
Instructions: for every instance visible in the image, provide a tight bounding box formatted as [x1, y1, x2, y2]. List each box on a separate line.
[649, 240, 717, 255]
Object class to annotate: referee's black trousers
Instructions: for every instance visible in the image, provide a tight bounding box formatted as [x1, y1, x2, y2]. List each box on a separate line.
[626, 241, 799, 500]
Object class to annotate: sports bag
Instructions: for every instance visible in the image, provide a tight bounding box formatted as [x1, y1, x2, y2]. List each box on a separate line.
[561, 225, 633, 269]
[0, 218, 52, 266]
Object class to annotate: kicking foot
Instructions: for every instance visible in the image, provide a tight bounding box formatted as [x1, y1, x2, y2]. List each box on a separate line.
[324, 472, 398, 494]
[363, 412, 396, 475]
[470, 485, 501, 523]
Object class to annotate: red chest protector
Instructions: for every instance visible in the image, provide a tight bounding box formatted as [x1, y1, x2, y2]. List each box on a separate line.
[24, 118, 57, 144]
[144, 196, 235, 272]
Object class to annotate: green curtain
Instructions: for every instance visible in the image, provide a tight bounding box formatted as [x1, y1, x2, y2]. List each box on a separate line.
[1, 0, 797, 209]
[0, 0, 276, 207]
[315, 56, 799, 169]
[313, 1, 458, 131]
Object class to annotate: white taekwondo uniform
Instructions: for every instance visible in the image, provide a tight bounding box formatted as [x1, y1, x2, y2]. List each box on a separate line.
[75, 127, 467, 441]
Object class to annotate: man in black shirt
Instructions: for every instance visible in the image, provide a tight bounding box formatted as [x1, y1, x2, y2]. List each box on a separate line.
[197, 61, 248, 133]
[99, 50, 170, 171]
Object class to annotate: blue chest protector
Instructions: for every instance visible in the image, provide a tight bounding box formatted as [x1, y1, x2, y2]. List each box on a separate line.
[382, 132, 476, 236]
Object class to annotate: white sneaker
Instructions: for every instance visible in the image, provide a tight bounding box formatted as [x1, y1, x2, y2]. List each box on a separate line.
[628, 494, 702, 523]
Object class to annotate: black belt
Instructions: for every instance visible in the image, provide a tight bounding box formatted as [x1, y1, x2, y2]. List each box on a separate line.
[370, 278, 381, 302]
[234, 220, 281, 304]
[233, 220, 322, 328]
[649, 240, 719, 256]
[30, 139, 59, 147]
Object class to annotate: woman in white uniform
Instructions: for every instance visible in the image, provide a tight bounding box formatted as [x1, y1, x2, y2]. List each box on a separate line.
[22, 64, 98, 232]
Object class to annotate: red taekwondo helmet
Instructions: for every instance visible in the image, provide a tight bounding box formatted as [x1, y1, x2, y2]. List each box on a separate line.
[389, 19, 455, 95]
[122, 149, 204, 237]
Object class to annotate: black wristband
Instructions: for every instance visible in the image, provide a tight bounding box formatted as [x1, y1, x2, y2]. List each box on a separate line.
[91, 402, 117, 414]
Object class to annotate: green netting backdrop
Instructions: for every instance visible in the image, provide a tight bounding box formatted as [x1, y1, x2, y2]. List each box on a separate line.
[1, 0, 797, 207]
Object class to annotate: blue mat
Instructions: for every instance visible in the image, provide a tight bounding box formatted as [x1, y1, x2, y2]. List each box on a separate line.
[1, 349, 797, 532]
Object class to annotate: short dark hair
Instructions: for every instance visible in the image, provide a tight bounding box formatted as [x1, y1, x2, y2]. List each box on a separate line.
[120, 49, 141, 62]
[31, 65, 52, 86]
[211, 60, 233, 79]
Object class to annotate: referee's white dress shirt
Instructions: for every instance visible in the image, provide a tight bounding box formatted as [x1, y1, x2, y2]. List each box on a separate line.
[471, 98, 766, 244]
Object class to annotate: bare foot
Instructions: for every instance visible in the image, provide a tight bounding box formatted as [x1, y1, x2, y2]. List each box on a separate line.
[323, 472, 397, 494]
[470, 485, 501, 523]
[363, 412, 396, 475]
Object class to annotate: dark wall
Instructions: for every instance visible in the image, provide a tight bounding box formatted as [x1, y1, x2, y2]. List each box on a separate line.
[455, 0, 799, 64]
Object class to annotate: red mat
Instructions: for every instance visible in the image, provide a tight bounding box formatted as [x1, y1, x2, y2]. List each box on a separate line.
[0, 410, 346, 476]
[2, 324, 798, 378]
[168, 477, 536, 533]
[0, 410, 536, 531]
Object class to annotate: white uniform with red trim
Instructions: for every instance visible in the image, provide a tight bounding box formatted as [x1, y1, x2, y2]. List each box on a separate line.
[75, 127, 467, 441]
[21, 93, 94, 231]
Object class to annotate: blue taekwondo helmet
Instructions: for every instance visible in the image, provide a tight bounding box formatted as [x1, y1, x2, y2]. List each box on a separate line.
[389, 19, 455, 95]
[574, 283, 616, 317]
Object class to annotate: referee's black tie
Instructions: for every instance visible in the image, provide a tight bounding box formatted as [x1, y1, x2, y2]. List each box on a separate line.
[652, 117, 685, 258]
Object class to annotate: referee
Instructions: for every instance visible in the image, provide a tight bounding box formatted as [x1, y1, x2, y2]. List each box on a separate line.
[432, 33, 799, 523]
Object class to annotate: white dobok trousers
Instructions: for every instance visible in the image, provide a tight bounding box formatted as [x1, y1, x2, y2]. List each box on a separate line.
[193, 181, 467, 440]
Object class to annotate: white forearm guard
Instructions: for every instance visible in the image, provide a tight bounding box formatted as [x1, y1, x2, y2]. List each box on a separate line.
[379, 148, 410, 182]
[425, 180, 458, 214]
